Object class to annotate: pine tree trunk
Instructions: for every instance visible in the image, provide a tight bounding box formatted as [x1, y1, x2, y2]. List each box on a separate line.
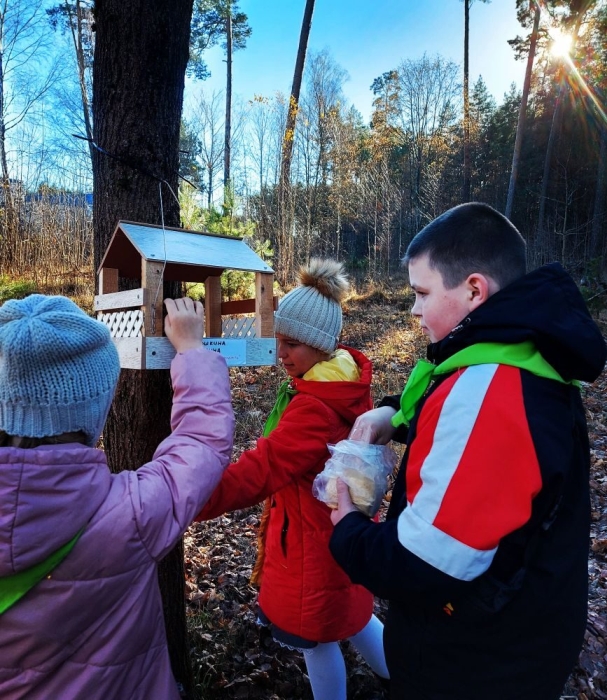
[92, 0, 195, 696]
[537, 10, 586, 251]
[463, 0, 471, 202]
[505, 2, 540, 219]
[278, 0, 315, 285]
[224, 3, 232, 191]
[590, 122, 607, 272]
[537, 83, 564, 252]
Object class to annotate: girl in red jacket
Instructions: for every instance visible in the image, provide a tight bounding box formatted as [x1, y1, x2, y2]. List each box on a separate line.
[198, 259, 389, 699]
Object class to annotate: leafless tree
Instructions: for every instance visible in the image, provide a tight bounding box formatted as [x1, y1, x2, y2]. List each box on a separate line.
[396, 53, 460, 227]
[0, 0, 60, 259]
[190, 89, 225, 207]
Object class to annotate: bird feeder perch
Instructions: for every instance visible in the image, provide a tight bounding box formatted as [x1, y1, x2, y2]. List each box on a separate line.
[94, 220, 276, 369]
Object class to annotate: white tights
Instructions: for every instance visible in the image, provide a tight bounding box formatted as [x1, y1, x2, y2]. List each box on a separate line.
[301, 614, 389, 700]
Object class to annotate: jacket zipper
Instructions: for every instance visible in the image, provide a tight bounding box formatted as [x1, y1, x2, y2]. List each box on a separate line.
[281, 510, 289, 557]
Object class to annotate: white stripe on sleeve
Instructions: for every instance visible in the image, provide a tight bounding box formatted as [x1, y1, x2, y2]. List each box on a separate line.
[397, 504, 497, 580]
[397, 364, 500, 580]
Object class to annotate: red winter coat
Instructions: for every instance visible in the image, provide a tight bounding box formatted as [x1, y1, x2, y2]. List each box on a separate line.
[198, 345, 374, 643]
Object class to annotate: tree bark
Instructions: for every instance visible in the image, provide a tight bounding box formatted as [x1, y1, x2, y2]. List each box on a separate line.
[590, 121, 606, 271]
[92, 0, 194, 696]
[224, 2, 232, 191]
[505, 1, 540, 219]
[463, 0, 471, 202]
[278, 0, 315, 285]
[537, 7, 588, 246]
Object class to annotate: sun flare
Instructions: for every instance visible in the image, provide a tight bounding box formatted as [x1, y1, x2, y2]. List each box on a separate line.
[550, 29, 573, 58]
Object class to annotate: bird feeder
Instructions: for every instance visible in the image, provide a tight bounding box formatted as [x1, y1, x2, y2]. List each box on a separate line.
[94, 220, 276, 369]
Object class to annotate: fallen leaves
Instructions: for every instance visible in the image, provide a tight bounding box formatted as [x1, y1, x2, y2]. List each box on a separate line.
[185, 292, 607, 700]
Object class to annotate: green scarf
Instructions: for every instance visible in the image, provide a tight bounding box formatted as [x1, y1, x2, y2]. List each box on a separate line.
[0, 530, 82, 615]
[263, 380, 298, 437]
[250, 381, 298, 588]
[392, 341, 578, 429]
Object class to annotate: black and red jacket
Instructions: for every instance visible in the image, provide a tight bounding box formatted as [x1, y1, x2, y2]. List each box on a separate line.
[330, 264, 607, 700]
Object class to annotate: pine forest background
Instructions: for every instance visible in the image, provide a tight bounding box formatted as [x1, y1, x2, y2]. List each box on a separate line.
[0, 0, 607, 304]
[0, 2, 606, 698]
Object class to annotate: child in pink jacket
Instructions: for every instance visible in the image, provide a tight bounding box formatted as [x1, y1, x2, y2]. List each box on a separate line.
[0, 295, 234, 699]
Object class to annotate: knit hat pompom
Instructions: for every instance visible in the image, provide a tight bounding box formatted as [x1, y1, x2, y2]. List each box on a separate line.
[274, 259, 349, 354]
[0, 294, 120, 446]
[297, 258, 349, 304]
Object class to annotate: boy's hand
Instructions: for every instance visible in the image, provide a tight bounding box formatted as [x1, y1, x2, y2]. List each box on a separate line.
[349, 406, 397, 444]
[330, 479, 358, 525]
[164, 297, 204, 353]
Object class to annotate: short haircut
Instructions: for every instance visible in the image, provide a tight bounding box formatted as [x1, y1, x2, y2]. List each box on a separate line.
[403, 202, 527, 290]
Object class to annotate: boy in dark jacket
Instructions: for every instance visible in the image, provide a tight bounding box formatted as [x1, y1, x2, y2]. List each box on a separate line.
[329, 202, 607, 700]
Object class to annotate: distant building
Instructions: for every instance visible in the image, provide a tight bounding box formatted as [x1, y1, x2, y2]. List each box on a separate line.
[0, 179, 25, 208]
[24, 192, 93, 209]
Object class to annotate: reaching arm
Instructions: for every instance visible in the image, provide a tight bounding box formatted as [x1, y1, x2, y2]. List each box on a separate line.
[197, 393, 337, 520]
[331, 365, 545, 601]
[127, 298, 235, 560]
[349, 405, 397, 444]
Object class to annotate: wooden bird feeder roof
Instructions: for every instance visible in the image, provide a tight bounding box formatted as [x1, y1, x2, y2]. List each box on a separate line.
[98, 220, 273, 282]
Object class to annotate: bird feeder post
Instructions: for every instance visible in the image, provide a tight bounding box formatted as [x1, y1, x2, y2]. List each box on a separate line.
[255, 272, 275, 338]
[142, 259, 165, 337]
[99, 267, 119, 295]
[205, 275, 223, 338]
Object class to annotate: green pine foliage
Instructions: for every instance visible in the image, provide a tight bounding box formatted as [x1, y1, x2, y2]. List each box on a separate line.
[0, 277, 36, 304]
[179, 183, 274, 302]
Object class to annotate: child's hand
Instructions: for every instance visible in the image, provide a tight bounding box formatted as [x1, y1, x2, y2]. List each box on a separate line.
[330, 479, 359, 525]
[349, 406, 397, 444]
[164, 297, 204, 353]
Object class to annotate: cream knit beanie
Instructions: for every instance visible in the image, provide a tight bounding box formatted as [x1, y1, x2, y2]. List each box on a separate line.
[0, 294, 120, 446]
[274, 259, 349, 354]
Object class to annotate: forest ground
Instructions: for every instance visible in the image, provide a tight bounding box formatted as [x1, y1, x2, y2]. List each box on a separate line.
[184, 281, 607, 700]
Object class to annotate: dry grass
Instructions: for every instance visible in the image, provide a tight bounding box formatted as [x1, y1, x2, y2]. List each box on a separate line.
[0, 195, 94, 310]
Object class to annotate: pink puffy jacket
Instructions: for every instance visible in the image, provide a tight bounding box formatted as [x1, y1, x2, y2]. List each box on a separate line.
[0, 348, 234, 700]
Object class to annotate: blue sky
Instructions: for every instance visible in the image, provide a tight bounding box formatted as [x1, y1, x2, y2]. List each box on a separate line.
[195, 0, 527, 121]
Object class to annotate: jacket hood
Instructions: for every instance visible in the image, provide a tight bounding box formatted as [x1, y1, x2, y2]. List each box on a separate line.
[428, 263, 607, 383]
[0, 445, 110, 576]
[291, 345, 373, 424]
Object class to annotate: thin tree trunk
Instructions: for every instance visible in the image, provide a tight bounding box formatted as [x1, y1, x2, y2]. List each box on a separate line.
[62, 0, 94, 163]
[590, 121, 607, 266]
[463, 0, 471, 202]
[505, 1, 540, 219]
[208, 165, 213, 208]
[537, 11, 585, 244]
[537, 82, 564, 248]
[278, 0, 315, 285]
[0, 42, 16, 267]
[224, 3, 232, 192]
[92, 1, 194, 695]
